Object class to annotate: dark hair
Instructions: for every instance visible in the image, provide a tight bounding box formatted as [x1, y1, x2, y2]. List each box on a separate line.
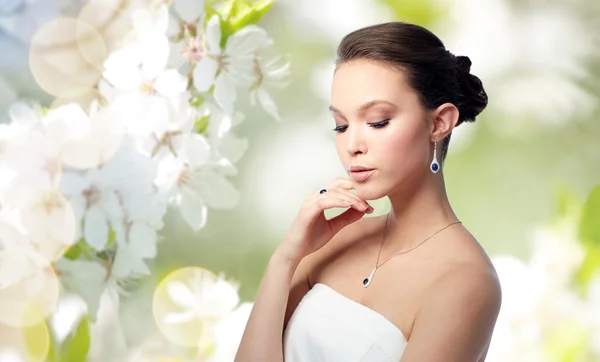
[335, 22, 488, 161]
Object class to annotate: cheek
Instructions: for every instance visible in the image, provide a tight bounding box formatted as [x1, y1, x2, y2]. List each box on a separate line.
[378, 123, 427, 167]
[334, 137, 345, 159]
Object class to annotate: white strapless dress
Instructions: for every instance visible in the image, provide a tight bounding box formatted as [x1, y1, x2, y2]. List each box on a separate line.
[283, 283, 407, 362]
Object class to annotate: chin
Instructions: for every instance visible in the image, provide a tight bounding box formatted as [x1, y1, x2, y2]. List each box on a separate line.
[353, 183, 388, 201]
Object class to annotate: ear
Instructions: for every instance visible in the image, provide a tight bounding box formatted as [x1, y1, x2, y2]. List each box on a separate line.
[430, 103, 459, 141]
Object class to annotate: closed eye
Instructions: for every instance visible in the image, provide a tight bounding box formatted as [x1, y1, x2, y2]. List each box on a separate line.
[333, 125, 348, 132]
[333, 119, 390, 132]
[369, 119, 390, 128]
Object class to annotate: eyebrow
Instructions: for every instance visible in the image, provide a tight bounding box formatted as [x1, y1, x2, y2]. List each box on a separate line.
[329, 100, 397, 116]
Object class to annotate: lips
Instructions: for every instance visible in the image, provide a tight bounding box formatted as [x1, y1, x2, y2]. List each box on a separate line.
[350, 168, 375, 182]
[349, 165, 373, 172]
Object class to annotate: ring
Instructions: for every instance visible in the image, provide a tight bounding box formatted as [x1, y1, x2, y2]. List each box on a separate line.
[319, 188, 327, 194]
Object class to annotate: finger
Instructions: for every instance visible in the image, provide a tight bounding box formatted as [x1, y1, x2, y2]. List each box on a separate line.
[326, 178, 371, 206]
[307, 189, 367, 213]
[310, 196, 352, 215]
[323, 189, 372, 213]
[326, 177, 355, 191]
[328, 207, 366, 234]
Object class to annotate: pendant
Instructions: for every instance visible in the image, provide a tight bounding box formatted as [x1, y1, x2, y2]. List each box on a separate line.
[362, 267, 377, 288]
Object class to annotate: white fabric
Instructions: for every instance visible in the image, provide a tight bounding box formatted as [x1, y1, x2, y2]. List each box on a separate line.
[283, 283, 407, 361]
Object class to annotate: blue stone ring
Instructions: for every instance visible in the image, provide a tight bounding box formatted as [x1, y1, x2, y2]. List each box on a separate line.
[319, 188, 327, 194]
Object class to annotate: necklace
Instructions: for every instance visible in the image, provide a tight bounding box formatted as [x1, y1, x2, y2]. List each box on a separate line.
[362, 213, 462, 288]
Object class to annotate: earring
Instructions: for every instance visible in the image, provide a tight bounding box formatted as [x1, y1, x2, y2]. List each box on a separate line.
[430, 140, 440, 173]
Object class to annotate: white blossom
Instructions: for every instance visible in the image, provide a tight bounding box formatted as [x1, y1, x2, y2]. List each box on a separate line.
[54, 259, 110, 320]
[163, 271, 239, 325]
[209, 302, 254, 362]
[155, 152, 240, 231]
[249, 54, 291, 121]
[59, 135, 166, 253]
[43, 101, 124, 169]
[167, 0, 207, 70]
[193, 15, 269, 114]
[200, 100, 248, 164]
[0, 0, 286, 350]
[0, 209, 49, 289]
[488, 217, 592, 361]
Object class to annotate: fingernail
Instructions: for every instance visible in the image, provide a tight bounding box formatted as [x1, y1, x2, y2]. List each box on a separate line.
[367, 207, 374, 213]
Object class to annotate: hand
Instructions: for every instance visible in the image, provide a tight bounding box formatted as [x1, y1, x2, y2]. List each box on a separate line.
[279, 178, 373, 264]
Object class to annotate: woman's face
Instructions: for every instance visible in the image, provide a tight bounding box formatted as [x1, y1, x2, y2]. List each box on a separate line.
[330, 59, 432, 200]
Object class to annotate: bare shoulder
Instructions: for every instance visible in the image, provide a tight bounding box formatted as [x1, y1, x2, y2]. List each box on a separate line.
[430, 260, 502, 308]
[401, 232, 502, 361]
[423, 227, 502, 330]
[430, 227, 501, 304]
[415, 225, 502, 325]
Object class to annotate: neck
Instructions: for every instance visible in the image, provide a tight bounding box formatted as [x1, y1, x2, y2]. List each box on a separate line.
[383, 171, 458, 249]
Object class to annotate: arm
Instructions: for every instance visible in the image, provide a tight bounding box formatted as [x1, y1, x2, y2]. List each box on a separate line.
[399, 265, 502, 362]
[234, 177, 371, 361]
[234, 246, 312, 362]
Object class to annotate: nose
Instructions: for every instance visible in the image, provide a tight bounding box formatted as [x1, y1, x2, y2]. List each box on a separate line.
[346, 126, 367, 156]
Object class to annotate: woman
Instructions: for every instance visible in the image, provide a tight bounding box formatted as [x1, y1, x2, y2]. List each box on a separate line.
[235, 22, 501, 362]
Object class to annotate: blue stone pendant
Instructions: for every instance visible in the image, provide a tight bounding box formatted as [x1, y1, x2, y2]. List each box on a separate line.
[430, 141, 440, 174]
[363, 267, 377, 288]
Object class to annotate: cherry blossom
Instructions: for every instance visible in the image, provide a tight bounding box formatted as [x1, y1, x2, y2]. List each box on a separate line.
[193, 15, 269, 114]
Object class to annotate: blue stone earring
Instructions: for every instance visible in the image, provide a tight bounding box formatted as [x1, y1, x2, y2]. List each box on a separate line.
[430, 140, 440, 173]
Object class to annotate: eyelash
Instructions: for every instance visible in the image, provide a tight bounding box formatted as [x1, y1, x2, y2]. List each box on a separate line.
[332, 119, 390, 133]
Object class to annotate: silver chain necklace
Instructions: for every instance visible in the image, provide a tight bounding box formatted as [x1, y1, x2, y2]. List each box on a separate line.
[362, 213, 462, 288]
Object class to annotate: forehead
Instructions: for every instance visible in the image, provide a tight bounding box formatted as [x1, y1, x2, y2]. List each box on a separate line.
[331, 59, 415, 107]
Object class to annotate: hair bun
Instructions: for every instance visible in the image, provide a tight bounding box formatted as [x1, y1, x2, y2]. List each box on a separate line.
[454, 55, 487, 124]
[455, 55, 472, 75]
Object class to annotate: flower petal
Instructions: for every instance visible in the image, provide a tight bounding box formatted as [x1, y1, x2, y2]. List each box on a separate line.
[53, 259, 107, 320]
[59, 172, 89, 196]
[179, 193, 207, 231]
[198, 172, 240, 210]
[128, 223, 157, 259]
[257, 86, 281, 121]
[203, 278, 239, 313]
[167, 41, 186, 69]
[179, 192, 208, 231]
[8, 102, 40, 128]
[205, 15, 221, 52]
[167, 280, 196, 308]
[154, 69, 188, 98]
[164, 310, 197, 324]
[103, 47, 143, 89]
[182, 134, 211, 167]
[214, 73, 237, 115]
[265, 56, 291, 81]
[193, 58, 219, 92]
[101, 191, 123, 219]
[84, 206, 109, 251]
[174, 0, 205, 24]
[210, 302, 253, 361]
[140, 35, 170, 79]
[43, 103, 90, 142]
[166, 13, 181, 38]
[155, 155, 186, 192]
[68, 196, 86, 241]
[153, 4, 170, 34]
[225, 25, 267, 56]
[111, 243, 151, 278]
